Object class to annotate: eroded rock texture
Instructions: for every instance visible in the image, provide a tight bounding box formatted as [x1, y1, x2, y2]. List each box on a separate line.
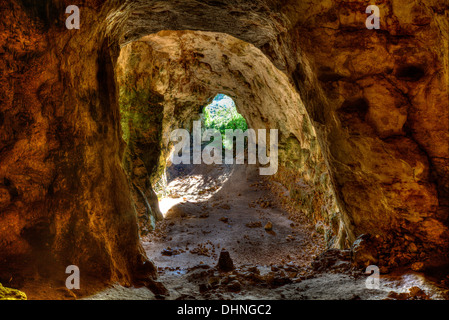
[0, 0, 156, 288]
[0, 0, 447, 291]
[289, 0, 449, 261]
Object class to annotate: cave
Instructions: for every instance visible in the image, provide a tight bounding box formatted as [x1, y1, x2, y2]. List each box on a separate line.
[0, 0, 448, 301]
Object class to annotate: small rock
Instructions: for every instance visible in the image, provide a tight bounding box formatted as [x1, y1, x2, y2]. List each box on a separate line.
[265, 270, 291, 287]
[145, 280, 169, 297]
[161, 248, 173, 256]
[187, 268, 214, 281]
[246, 266, 260, 274]
[219, 216, 229, 223]
[217, 249, 234, 272]
[409, 286, 428, 299]
[227, 280, 241, 292]
[386, 287, 429, 300]
[208, 277, 220, 288]
[408, 243, 418, 253]
[245, 221, 262, 228]
[411, 261, 425, 272]
[386, 291, 409, 300]
[264, 221, 273, 231]
[190, 263, 210, 270]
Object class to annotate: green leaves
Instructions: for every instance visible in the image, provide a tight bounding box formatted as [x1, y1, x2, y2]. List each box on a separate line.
[202, 94, 248, 143]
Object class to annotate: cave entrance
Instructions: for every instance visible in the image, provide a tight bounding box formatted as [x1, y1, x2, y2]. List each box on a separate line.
[200, 93, 248, 151]
[142, 97, 325, 271]
[158, 93, 246, 217]
[116, 30, 333, 283]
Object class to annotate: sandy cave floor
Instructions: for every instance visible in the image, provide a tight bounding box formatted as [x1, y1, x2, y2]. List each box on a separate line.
[84, 162, 449, 300]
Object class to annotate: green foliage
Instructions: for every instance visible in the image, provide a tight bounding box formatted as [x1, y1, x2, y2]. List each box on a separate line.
[119, 87, 164, 143]
[0, 283, 27, 300]
[202, 94, 248, 149]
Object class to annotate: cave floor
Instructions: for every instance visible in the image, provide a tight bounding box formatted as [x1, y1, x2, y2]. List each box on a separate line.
[84, 163, 448, 300]
[146, 162, 326, 270]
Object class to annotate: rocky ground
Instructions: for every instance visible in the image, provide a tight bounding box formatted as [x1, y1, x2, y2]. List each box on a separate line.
[147, 162, 325, 270]
[85, 162, 449, 301]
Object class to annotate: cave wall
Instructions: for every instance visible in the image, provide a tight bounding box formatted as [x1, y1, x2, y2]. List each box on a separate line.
[286, 0, 449, 264]
[0, 0, 155, 287]
[0, 0, 447, 288]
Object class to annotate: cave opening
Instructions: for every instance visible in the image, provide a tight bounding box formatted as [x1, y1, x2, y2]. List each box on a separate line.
[200, 93, 248, 151]
[159, 93, 248, 215]
[115, 30, 334, 286]
[157, 94, 240, 217]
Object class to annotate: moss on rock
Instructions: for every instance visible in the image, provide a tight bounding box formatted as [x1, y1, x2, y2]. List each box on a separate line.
[0, 283, 27, 300]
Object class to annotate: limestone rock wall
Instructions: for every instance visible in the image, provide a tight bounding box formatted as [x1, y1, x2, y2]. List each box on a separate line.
[286, 0, 449, 263]
[0, 0, 155, 287]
